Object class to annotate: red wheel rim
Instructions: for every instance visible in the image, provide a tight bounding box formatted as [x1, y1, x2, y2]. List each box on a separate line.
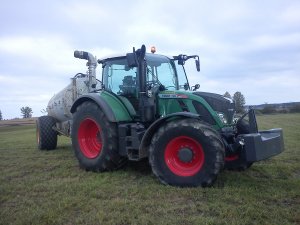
[78, 118, 102, 159]
[164, 136, 205, 177]
[225, 154, 239, 161]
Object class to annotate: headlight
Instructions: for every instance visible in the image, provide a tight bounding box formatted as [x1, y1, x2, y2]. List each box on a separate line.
[217, 112, 227, 124]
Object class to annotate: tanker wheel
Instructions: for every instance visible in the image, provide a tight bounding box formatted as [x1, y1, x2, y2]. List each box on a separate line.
[71, 101, 125, 171]
[36, 116, 58, 150]
[149, 118, 225, 187]
[225, 119, 253, 171]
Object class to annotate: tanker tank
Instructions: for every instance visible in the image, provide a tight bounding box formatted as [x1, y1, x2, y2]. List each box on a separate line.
[47, 76, 90, 122]
[45, 50, 99, 136]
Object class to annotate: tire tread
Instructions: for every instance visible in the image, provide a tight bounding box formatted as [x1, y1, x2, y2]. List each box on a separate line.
[37, 116, 57, 150]
[149, 118, 224, 187]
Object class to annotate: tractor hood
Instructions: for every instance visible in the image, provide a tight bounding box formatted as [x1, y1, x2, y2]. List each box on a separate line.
[193, 92, 235, 124]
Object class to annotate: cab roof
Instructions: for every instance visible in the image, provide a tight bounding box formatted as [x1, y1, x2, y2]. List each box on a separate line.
[97, 53, 172, 64]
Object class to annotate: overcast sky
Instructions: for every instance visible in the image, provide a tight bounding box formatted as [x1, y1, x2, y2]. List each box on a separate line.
[0, 0, 300, 119]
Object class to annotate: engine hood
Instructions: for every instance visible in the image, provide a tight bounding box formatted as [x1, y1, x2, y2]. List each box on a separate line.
[193, 91, 235, 123]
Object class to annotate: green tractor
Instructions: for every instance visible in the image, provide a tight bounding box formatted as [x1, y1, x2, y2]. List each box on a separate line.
[37, 45, 284, 187]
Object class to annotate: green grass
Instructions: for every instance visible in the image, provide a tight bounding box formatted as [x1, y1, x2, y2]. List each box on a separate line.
[0, 114, 299, 225]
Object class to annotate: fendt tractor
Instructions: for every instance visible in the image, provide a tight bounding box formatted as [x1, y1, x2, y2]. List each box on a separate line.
[36, 45, 284, 187]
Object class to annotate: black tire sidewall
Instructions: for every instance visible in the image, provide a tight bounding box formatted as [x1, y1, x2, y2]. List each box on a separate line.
[151, 120, 223, 187]
[71, 102, 116, 171]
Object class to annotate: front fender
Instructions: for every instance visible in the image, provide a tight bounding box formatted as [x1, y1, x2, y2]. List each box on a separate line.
[140, 112, 200, 153]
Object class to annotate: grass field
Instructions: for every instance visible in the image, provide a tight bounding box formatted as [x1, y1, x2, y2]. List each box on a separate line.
[0, 114, 299, 225]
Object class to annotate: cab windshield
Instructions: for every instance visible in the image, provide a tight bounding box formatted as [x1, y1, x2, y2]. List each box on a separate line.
[146, 54, 189, 91]
[101, 54, 190, 96]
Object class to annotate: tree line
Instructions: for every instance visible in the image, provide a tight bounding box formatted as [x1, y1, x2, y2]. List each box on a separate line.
[223, 91, 300, 114]
[223, 91, 246, 113]
[0, 107, 33, 120]
[258, 103, 300, 114]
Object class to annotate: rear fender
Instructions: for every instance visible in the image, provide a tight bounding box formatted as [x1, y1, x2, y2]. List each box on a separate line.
[70, 93, 132, 122]
[70, 93, 116, 121]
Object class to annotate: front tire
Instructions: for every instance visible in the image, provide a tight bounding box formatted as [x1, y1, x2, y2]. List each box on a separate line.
[149, 119, 224, 187]
[36, 116, 58, 150]
[71, 101, 123, 171]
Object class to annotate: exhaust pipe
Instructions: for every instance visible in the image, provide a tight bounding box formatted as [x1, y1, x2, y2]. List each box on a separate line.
[74, 50, 97, 91]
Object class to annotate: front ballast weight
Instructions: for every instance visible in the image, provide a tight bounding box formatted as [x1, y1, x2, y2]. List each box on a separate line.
[239, 109, 284, 162]
[37, 45, 285, 187]
[224, 108, 284, 170]
[238, 109, 284, 162]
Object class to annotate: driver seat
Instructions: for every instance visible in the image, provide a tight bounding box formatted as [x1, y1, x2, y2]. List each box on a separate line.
[119, 75, 136, 97]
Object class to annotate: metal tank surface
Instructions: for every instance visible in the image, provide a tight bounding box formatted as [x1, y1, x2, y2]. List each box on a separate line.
[46, 50, 100, 136]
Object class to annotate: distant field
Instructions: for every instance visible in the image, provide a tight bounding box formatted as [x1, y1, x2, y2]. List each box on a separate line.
[0, 118, 36, 127]
[0, 114, 299, 225]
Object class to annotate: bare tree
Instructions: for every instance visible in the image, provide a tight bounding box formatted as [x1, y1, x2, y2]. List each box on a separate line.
[20, 107, 33, 118]
[233, 91, 246, 113]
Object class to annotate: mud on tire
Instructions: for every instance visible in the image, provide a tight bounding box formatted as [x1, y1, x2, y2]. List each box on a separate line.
[149, 118, 225, 187]
[36, 116, 58, 150]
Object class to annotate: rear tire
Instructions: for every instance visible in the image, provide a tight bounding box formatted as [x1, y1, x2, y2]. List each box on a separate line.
[71, 101, 124, 171]
[225, 120, 253, 170]
[149, 119, 224, 187]
[36, 116, 58, 150]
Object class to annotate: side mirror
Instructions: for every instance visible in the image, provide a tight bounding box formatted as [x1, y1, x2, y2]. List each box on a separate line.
[192, 84, 200, 91]
[195, 59, 200, 72]
[126, 53, 138, 67]
[127, 44, 146, 67]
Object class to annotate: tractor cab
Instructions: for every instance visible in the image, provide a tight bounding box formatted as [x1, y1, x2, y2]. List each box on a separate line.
[100, 51, 199, 93]
[98, 46, 200, 123]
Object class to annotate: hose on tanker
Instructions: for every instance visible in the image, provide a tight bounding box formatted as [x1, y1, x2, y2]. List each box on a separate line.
[73, 73, 86, 79]
[73, 73, 101, 85]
